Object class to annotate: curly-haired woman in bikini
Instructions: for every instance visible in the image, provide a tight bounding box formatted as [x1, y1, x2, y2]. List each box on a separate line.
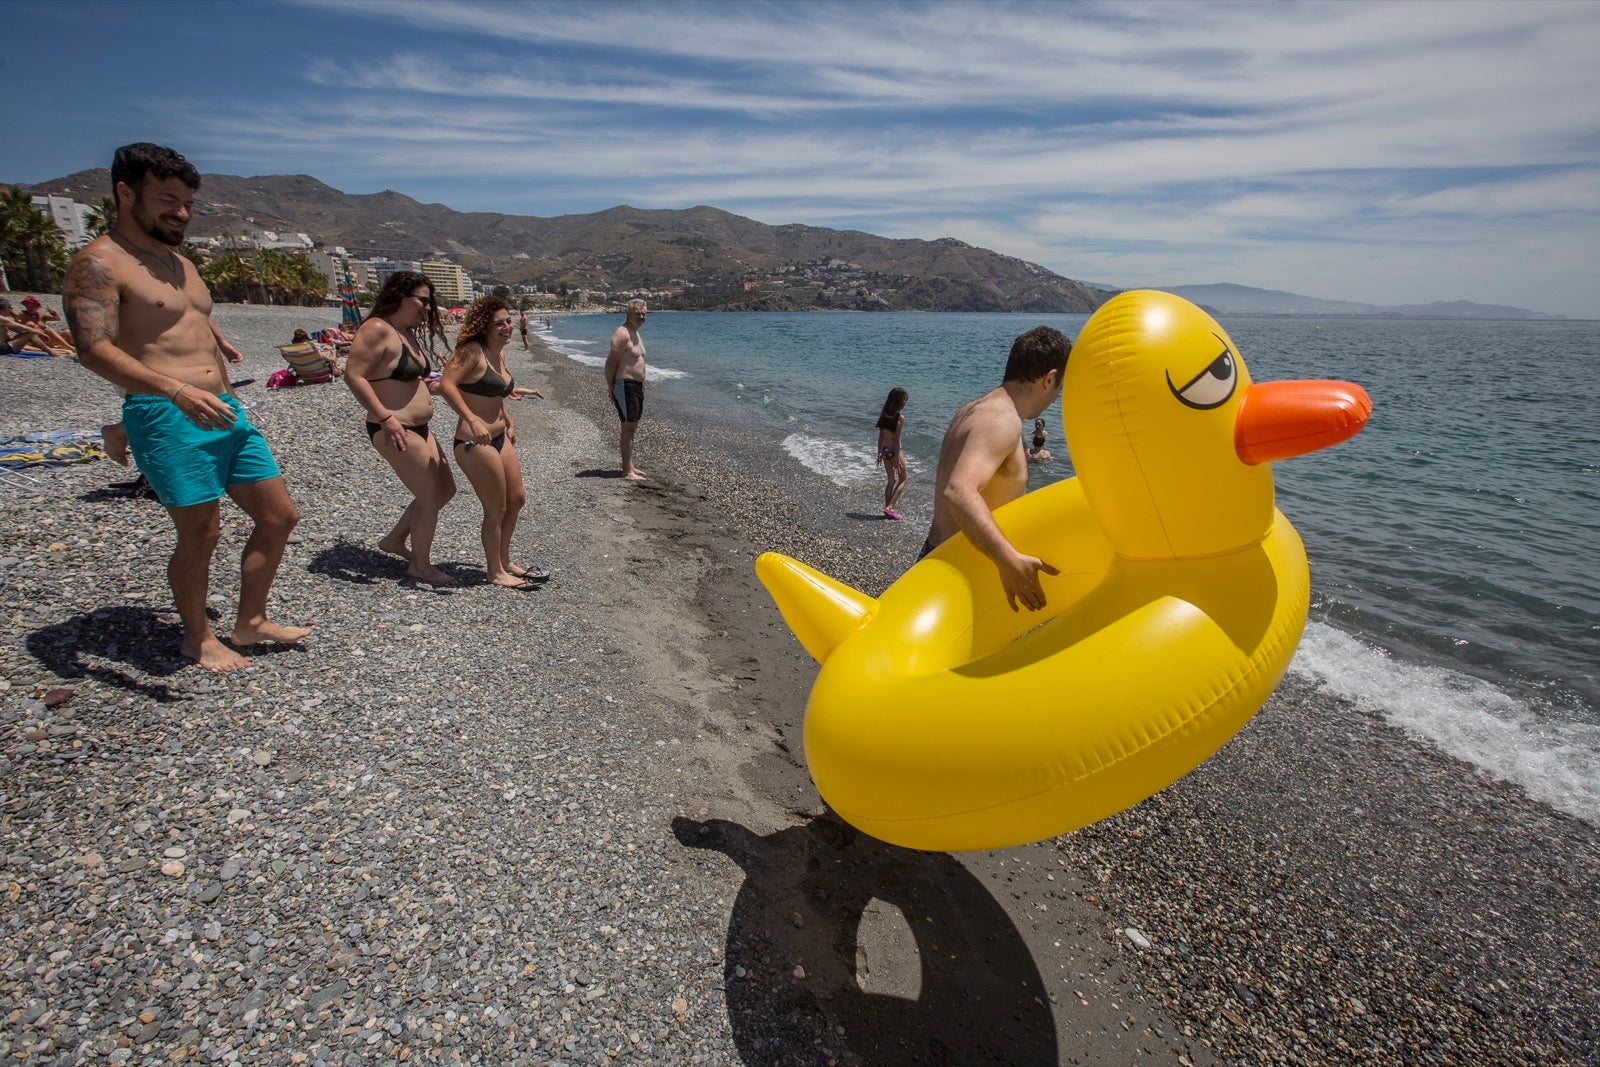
[439, 296, 547, 589]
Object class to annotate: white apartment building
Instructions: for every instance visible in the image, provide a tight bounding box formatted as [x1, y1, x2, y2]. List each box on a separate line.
[347, 258, 423, 293]
[30, 195, 93, 249]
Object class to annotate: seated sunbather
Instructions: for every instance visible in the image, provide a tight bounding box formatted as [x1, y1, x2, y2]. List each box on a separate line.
[13, 297, 76, 353]
[320, 325, 352, 352]
[1, 299, 74, 356]
[292, 328, 345, 369]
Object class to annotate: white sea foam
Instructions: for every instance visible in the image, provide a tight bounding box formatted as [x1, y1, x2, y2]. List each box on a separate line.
[1291, 621, 1600, 826]
[783, 433, 876, 488]
[539, 331, 604, 367]
[536, 330, 685, 380]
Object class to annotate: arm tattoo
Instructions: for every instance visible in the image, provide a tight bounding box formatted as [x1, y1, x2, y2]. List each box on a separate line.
[62, 253, 118, 351]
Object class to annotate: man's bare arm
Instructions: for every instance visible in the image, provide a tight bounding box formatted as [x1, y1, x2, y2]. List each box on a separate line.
[602, 328, 625, 388]
[209, 327, 237, 399]
[62, 252, 122, 364]
[941, 408, 1057, 611]
[211, 318, 244, 364]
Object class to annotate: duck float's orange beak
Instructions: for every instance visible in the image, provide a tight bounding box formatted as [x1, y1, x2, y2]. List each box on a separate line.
[1234, 380, 1372, 465]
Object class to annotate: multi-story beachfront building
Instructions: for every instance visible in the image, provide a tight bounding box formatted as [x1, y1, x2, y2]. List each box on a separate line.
[348, 258, 423, 293]
[307, 249, 346, 296]
[420, 260, 471, 306]
[30, 195, 92, 249]
[212, 230, 315, 252]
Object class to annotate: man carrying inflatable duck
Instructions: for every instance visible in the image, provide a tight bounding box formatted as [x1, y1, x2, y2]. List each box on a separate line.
[757, 291, 1371, 852]
[921, 326, 1070, 612]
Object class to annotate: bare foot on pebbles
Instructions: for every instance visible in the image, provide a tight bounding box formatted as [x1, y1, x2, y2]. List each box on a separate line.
[406, 565, 457, 586]
[377, 534, 412, 560]
[182, 635, 252, 672]
[230, 620, 313, 646]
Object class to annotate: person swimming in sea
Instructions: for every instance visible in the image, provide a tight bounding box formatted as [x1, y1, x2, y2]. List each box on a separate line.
[876, 387, 909, 520]
[1026, 417, 1052, 463]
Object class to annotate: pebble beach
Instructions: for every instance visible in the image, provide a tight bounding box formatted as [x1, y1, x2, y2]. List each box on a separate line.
[3, 300, 1597, 1065]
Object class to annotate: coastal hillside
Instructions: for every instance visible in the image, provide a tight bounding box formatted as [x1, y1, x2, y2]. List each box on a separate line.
[1154, 282, 1564, 320]
[28, 169, 1109, 313]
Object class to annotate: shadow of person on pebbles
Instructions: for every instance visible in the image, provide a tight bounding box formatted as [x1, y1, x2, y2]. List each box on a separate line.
[674, 812, 1057, 1066]
[575, 468, 624, 479]
[80, 477, 159, 503]
[26, 606, 188, 700]
[307, 540, 413, 585]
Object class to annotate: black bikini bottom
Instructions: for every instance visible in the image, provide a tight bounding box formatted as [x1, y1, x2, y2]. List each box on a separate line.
[454, 433, 506, 453]
[366, 420, 432, 442]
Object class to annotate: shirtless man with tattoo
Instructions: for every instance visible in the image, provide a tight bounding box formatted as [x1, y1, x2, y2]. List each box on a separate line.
[63, 143, 310, 671]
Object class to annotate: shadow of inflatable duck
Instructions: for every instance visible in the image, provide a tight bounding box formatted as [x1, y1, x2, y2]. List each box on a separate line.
[675, 813, 1057, 1065]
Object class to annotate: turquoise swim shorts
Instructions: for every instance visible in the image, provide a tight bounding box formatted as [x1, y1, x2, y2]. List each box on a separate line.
[122, 392, 282, 509]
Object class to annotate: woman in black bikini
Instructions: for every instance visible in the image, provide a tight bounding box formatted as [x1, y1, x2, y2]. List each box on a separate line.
[440, 297, 546, 589]
[344, 271, 457, 584]
[875, 387, 909, 520]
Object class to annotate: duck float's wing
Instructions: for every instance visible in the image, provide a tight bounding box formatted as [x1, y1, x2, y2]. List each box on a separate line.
[755, 552, 878, 663]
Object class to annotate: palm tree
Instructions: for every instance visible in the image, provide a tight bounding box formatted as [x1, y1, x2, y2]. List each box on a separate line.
[84, 196, 118, 239]
[200, 252, 251, 303]
[0, 186, 37, 290]
[0, 189, 68, 292]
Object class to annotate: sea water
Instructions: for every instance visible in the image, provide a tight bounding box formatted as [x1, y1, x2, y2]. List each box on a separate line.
[537, 311, 1600, 826]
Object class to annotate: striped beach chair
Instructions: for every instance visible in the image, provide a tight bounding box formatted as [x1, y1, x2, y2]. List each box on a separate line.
[278, 342, 337, 384]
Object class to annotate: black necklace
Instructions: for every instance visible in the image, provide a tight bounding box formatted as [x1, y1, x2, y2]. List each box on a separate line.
[113, 232, 181, 282]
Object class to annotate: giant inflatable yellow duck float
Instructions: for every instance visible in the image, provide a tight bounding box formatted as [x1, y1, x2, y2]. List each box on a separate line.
[757, 291, 1371, 852]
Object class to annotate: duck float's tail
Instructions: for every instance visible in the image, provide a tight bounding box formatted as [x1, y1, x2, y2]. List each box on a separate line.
[755, 552, 877, 663]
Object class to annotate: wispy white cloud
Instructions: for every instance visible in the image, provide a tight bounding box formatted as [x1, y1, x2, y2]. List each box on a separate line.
[32, 0, 1600, 315]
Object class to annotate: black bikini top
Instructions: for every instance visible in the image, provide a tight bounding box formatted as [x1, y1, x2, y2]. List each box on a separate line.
[372, 337, 430, 383]
[460, 360, 514, 398]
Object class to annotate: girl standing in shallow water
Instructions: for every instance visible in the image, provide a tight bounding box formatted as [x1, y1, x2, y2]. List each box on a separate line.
[876, 387, 909, 521]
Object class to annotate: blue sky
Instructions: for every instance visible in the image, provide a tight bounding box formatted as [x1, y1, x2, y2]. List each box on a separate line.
[9, 1, 1599, 317]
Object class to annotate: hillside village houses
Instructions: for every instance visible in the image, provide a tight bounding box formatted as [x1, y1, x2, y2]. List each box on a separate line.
[29, 187, 761, 308]
[26, 190, 492, 306]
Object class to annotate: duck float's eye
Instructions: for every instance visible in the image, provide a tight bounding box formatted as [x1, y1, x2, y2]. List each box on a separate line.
[1167, 340, 1238, 410]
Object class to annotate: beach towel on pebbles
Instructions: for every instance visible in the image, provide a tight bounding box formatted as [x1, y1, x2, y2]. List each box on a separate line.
[0, 430, 108, 468]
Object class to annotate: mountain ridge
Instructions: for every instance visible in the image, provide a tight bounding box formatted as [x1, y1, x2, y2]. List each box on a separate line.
[15, 170, 1559, 318]
[22, 169, 1107, 313]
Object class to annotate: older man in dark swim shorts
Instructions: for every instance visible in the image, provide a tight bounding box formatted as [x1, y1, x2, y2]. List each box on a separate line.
[603, 299, 649, 480]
